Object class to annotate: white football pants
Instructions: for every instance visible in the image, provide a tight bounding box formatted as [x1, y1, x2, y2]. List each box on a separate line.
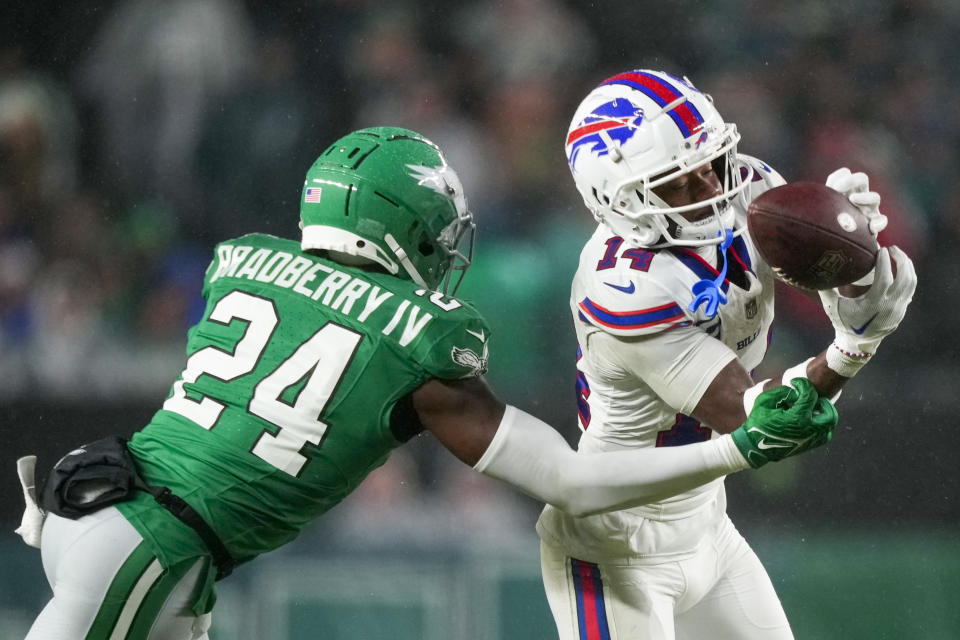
[540, 514, 793, 640]
[26, 506, 211, 640]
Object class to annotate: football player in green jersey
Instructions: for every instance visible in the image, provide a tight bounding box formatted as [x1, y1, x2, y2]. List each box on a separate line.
[18, 127, 838, 639]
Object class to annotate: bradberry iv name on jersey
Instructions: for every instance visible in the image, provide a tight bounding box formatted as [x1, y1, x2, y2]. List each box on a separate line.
[210, 238, 438, 347]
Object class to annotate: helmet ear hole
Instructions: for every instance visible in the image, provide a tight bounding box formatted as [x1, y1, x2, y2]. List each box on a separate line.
[591, 188, 610, 206]
[418, 239, 434, 256]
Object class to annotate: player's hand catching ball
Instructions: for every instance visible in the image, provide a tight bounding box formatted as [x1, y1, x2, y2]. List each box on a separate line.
[825, 167, 888, 236]
[819, 246, 917, 377]
[731, 379, 838, 469]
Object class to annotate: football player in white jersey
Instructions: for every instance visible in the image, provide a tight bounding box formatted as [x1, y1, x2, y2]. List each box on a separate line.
[537, 70, 917, 639]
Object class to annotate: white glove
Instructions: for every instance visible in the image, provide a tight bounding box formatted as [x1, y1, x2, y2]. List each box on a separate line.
[825, 167, 888, 236]
[15, 455, 46, 548]
[819, 246, 917, 377]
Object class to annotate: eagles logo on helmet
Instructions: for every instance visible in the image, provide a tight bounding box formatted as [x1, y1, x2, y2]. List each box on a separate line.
[565, 70, 753, 248]
[300, 127, 475, 294]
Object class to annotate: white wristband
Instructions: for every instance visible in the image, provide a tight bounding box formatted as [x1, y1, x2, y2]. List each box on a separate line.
[784, 355, 843, 402]
[782, 357, 813, 386]
[825, 341, 872, 378]
[744, 356, 843, 417]
[742, 378, 771, 415]
[743, 358, 813, 418]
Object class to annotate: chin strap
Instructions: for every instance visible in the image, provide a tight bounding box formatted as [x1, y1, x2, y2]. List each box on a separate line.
[384, 233, 428, 288]
[688, 228, 734, 319]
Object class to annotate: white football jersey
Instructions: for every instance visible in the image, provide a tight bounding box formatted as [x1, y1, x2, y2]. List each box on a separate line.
[537, 156, 786, 563]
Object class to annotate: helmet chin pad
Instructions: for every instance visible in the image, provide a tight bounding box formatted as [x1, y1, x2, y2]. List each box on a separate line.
[664, 201, 737, 243]
[301, 225, 400, 275]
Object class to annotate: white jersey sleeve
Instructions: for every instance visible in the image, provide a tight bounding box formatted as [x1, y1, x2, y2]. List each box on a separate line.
[739, 153, 787, 203]
[572, 230, 694, 338]
[584, 325, 736, 417]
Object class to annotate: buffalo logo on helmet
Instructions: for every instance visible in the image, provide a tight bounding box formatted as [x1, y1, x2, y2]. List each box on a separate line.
[566, 98, 645, 167]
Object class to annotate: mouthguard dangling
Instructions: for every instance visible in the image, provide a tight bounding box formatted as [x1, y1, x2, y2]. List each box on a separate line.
[688, 228, 734, 319]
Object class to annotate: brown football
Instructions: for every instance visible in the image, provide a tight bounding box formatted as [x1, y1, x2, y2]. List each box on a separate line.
[746, 182, 878, 290]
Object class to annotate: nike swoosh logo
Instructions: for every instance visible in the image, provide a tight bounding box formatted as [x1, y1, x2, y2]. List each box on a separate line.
[466, 328, 486, 342]
[604, 281, 636, 294]
[851, 313, 879, 335]
[757, 439, 792, 450]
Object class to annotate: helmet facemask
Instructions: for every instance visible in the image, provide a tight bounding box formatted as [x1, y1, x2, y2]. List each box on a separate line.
[607, 122, 752, 247]
[434, 208, 475, 295]
[400, 161, 476, 294]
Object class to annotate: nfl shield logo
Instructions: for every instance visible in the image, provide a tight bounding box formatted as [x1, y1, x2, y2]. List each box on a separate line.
[745, 298, 758, 319]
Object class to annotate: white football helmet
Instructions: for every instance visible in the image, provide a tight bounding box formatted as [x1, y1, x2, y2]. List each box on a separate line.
[565, 69, 753, 247]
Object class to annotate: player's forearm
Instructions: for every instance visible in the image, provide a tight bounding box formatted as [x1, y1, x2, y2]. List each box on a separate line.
[804, 351, 848, 397]
[762, 352, 847, 399]
[474, 405, 748, 517]
[690, 359, 757, 434]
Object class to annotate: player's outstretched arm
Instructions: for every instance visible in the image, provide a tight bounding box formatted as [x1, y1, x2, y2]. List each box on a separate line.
[815, 169, 917, 379]
[817, 246, 916, 378]
[414, 377, 837, 517]
[744, 170, 917, 405]
[747, 244, 918, 408]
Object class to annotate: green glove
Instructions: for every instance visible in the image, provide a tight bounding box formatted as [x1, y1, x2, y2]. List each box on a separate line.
[731, 378, 838, 469]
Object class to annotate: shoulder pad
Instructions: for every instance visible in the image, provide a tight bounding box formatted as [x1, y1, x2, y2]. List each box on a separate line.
[574, 261, 690, 337]
[738, 155, 787, 200]
[400, 290, 493, 380]
[223, 231, 276, 246]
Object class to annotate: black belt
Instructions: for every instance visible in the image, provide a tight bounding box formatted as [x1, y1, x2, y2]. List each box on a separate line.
[37, 434, 236, 581]
[148, 486, 235, 581]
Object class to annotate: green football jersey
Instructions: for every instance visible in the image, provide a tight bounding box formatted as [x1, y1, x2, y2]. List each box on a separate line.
[117, 233, 491, 567]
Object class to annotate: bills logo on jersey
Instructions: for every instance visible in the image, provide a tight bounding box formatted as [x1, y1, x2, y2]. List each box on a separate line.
[566, 98, 644, 167]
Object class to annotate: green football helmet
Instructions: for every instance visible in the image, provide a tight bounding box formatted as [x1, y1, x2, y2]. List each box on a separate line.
[300, 126, 475, 293]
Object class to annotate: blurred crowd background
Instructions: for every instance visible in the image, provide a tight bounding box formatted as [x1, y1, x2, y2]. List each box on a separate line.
[2, 1, 958, 637]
